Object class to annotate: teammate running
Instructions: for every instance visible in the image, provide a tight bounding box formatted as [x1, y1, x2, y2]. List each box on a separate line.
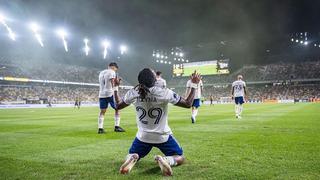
[112, 68, 201, 176]
[231, 75, 247, 119]
[98, 62, 125, 133]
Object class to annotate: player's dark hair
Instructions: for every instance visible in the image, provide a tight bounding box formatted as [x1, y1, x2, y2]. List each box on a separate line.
[156, 71, 162, 76]
[135, 68, 156, 99]
[109, 62, 118, 68]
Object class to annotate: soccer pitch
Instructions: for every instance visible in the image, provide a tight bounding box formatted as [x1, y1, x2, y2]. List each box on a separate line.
[0, 103, 319, 179]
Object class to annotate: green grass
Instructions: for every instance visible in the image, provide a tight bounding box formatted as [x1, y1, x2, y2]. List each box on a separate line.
[0, 103, 320, 179]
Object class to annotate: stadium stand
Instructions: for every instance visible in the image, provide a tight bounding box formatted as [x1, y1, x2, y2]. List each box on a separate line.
[1, 59, 320, 104]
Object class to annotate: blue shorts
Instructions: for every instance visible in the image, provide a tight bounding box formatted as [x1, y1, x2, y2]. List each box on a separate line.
[192, 99, 201, 108]
[235, 96, 244, 105]
[129, 135, 183, 159]
[99, 96, 116, 109]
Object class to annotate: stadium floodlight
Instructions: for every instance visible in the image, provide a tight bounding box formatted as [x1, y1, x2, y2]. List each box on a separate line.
[29, 22, 40, 32]
[165, 56, 168, 59]
[152, 53, 155, 57]
[186, 60, 189, 62]
[319, 45, 320, 48]
[304, 41, 308, 45]
[171, 52, 174, 55]
[174, 58, 176, 60]
[175, 52, 178, 56]
[56, 28, 68, 52]
[160, 55, 164, 59]
[156, 60, 159, 63]
[291, 38, 294, 42]
[83, 38, 90, 56]
[29, 22, 44, 47]
[120, 45, 127, 55]
[160, 60, 164, 63]
[0, 13, 16, 41]
[102, 40, 110, 59]
[295, 39, 299, 43]
[156, 53, 160, 58]
[168, 61, 171, 64]
[300, 41, 303, 44]
[314, 44, 317, 47]
[179, 52, 184, 57]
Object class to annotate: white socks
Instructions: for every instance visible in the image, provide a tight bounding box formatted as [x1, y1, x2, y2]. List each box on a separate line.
[235, 104, 243, 116]
[163, 156, 177, 166]
[238, 105, 243, 115]
[98, 114, 104, 129]
[191, 109, 198, 119]
[99, 112, 121, 128]
[115, 114, 120, 127]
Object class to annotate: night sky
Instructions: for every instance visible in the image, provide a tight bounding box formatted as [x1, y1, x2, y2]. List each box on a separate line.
[1, 0, 320, 83]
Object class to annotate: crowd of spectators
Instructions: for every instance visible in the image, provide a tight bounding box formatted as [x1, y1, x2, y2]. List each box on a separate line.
[0, 60, 131, 85]
[0, 59, 319, 104]
[0, 85, 128, 104]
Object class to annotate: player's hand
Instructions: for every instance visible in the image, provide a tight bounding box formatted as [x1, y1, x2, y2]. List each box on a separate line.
[191, 72, 201, 84]
[113, 77, 122, 87]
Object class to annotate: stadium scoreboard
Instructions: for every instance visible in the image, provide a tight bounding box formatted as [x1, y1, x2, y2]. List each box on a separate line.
[172, 59, 230, 77]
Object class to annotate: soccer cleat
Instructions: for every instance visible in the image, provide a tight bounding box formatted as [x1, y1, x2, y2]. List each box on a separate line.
[155, 155, 173, 176]
[191, 117, 195, 124]
[119, 153, 139, 174]
[114, 126, 126, 132]
[98, 128, 106, 134]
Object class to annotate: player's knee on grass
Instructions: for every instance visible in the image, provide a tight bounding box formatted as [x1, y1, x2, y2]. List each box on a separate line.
[174, 155, 185, 165]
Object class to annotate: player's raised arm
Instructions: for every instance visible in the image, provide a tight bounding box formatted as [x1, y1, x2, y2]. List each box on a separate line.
[113, 77, 130, 110]
[175, 73, 201, 108]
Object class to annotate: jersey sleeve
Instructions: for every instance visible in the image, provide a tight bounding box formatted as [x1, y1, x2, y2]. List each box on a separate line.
[166, 89, 181, 105]
[163, 80, 167, 88]
[243, 81, 246, 87]
[109, 71, 116, 79]
[186, 80, 191, 88]
[123, 89, 137, 105]
[200, 80, 203, 87]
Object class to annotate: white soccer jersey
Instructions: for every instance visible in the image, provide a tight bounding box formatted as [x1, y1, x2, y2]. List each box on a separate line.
[232, 80, 246, 97]
[186, 79, 203, 99]
[98, 69, 116, 98]
[123, 87, 181, 144]
[155, 77, 167, 88]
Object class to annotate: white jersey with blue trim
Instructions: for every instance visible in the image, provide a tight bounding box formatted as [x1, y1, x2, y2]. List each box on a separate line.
[232, 80, 246, 97]
[186, 79, 203, 99]
[123, 87, 181, 144]
[155, 77, 167, 88]
[98, 69, 116, 98]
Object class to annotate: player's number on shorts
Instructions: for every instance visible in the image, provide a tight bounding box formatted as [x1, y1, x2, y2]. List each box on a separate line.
[136, 106, 162, 124]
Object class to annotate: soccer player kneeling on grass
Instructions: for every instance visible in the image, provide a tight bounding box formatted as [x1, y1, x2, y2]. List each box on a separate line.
[231, 75, 247, 119]
[112, 68, 201, 176]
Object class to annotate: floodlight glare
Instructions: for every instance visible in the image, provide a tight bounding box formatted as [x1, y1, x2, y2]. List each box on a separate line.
[304, 41, 308, 45]
[156, 53, 160, 58]
[291, 38, 294, 42]
[102, 40, 110, 59]
[179, 52, 184, 57]
[120, 45, 127, 55]
[56, 28, 67, 38]
[56, 28, 68, 52]
[83, 38, 89, 56]
[295, 39, 299, 43]
[29, 22, 40, 32]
